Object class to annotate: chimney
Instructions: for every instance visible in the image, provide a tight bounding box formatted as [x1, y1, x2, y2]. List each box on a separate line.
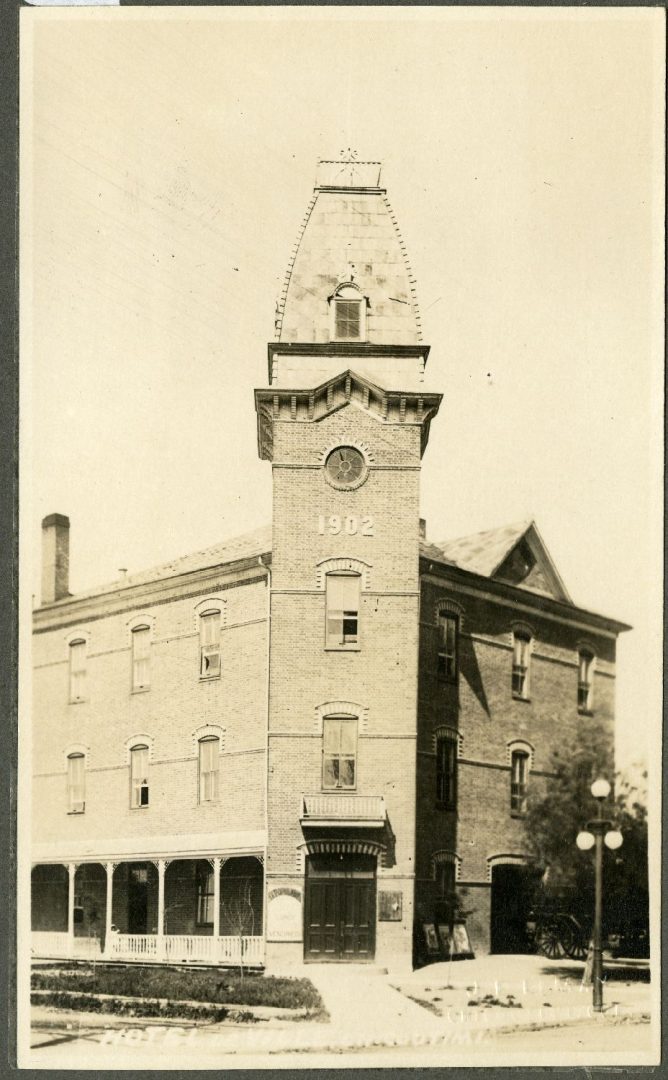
[419, 518, 427, 540]
[41, 514, 70, 604]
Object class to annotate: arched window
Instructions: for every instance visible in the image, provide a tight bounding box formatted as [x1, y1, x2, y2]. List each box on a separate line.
[578, 649, 595, 713]
[198, 736, 220, 802]
[322, 716, 358, 790]
[131, 626, 151, 691]
[69, 639, 86, 703]
[130, 744, 149, 808]
[329, 283, 367, 342]
[435, 731, 458, 809]
[510, 750, 530, 816]
[325, 572, 360, 648]
[437, 613, 459, 682]
[512, 630, 531, 699]
[199, 610, 221, 679]
[66, 753, 85, 813]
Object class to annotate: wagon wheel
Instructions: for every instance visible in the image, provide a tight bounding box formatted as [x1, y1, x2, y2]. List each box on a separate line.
[560, 917, 588, 961]
[535, 919, 565, 960]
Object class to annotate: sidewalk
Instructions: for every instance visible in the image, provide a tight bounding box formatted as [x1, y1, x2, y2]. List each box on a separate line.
[30, 954, 652, 1061]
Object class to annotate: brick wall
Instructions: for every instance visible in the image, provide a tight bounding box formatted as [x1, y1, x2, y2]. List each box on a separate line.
[416, 575, 617, 954]
[32, 575, 269, 848]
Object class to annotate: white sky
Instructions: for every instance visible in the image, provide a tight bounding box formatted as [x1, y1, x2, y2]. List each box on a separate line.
[21, 8, 664, 772]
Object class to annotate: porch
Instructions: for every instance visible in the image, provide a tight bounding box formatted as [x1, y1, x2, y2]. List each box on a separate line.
[31, 854, 265, 966]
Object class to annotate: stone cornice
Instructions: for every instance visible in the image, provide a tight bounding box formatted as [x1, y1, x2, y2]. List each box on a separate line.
[33, 560, 270, 634]
[255, 368, 442, 462]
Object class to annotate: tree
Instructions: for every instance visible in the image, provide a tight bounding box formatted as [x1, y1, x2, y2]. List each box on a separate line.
[523, 723, 648, 945]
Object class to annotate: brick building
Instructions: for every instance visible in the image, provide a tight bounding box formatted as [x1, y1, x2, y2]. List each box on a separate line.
[31, 158, 629, 972]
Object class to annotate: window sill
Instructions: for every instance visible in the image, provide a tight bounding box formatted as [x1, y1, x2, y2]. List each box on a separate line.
[69, 698, 87, 705]
[437, 676, 458, 686]
[512, 694, 531, 703]
[199, 674, 221, 683]
[325, 645, 361, 653]
[321, 787, 358, 794]
[510, 811, 527, 819]
[131, 686, 151, 695]
[67, 810, 85, 815]
[578, 707, 594, 717]
[130, 805, 150, 811]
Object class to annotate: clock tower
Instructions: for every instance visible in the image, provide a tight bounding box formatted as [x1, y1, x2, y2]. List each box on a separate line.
[256, 157, 441, 970]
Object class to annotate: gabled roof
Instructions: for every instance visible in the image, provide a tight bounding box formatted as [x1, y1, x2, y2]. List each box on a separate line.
[431, 519, 572, 603]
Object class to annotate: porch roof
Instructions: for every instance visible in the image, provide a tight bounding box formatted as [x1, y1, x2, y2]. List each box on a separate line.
[31, 830, 266, 865]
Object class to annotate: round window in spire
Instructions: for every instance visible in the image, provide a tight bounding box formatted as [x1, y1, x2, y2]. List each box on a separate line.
[324, 446, 368, 490]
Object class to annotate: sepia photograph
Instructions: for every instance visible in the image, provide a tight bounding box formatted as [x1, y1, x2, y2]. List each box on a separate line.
[17, 6, 663, 1069]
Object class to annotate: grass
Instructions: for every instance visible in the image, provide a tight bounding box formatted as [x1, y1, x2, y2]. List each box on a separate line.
[31, 965, 325, 1014]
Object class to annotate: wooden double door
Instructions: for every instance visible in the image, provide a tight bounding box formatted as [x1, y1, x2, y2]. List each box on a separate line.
[304, 853, 376, 962]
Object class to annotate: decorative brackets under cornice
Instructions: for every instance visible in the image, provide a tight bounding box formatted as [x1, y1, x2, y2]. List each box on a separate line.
[255, 369, 442, 462]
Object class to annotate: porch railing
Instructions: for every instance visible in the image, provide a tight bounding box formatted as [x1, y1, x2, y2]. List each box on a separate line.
[32, 931, 264, 965]
[107, 933, 264, 965]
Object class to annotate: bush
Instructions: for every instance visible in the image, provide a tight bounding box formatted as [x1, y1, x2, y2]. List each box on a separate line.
[31, 967, 323, 1012]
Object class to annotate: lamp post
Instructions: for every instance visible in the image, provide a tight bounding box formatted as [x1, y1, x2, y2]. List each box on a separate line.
[576, 778, 623, 1012]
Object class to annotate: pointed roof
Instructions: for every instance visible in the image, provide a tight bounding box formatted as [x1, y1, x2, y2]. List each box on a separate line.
[276, 157, 422, 347]
[432, 519, 572, 603]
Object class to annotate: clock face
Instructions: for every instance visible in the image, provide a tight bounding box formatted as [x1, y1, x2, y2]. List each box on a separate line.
[325, 446, 367, 489]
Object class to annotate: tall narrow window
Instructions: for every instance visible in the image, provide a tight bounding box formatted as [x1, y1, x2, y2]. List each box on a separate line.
[67, 753, 85, 813]
[130, 744, 149, 808]
[512, 632, 531, 698]
[196, 866, 215, 925]
[199, 611, 221, 679]
[198, 736, 220, 803]
[437, 614, 458, 681]
[326, 573, 360, 648]
[578, 650, 595, 713]
[322, 716, 357, 790]
[435, 859, 456, 899]
[132, 626, 151, 691]
[510, 750, 529, 815]
[436, 734, 458, 809]
[69, 639, 86, 703]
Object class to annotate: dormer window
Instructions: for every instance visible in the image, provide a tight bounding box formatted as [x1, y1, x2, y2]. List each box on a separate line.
[329, 283, 367, 342]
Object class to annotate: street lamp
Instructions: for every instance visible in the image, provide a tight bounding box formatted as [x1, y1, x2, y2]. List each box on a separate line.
[576, 777, 623, 1013]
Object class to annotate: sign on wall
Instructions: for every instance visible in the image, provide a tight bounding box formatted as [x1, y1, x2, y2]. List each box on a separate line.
[267, 888, 302, 942]
[378, 891, 403, 921]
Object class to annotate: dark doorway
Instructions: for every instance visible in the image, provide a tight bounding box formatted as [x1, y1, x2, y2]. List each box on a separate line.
[490, 863, 539, 953]
[304, 853, 376, 961]
[128, 864, 149, 934]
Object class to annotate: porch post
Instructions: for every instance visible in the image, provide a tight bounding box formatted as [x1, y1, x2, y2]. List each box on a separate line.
[157, 859, 166, 960]
[212, 857, 221, 940]
[104, 862, 114, 956]
[67, 863, 76, 957]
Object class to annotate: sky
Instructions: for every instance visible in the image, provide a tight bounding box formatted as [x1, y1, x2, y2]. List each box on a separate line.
[21, 7, 664, 773]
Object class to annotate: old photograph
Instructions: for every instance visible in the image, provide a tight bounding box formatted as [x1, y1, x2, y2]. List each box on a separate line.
[18, 6, 663, 1068]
